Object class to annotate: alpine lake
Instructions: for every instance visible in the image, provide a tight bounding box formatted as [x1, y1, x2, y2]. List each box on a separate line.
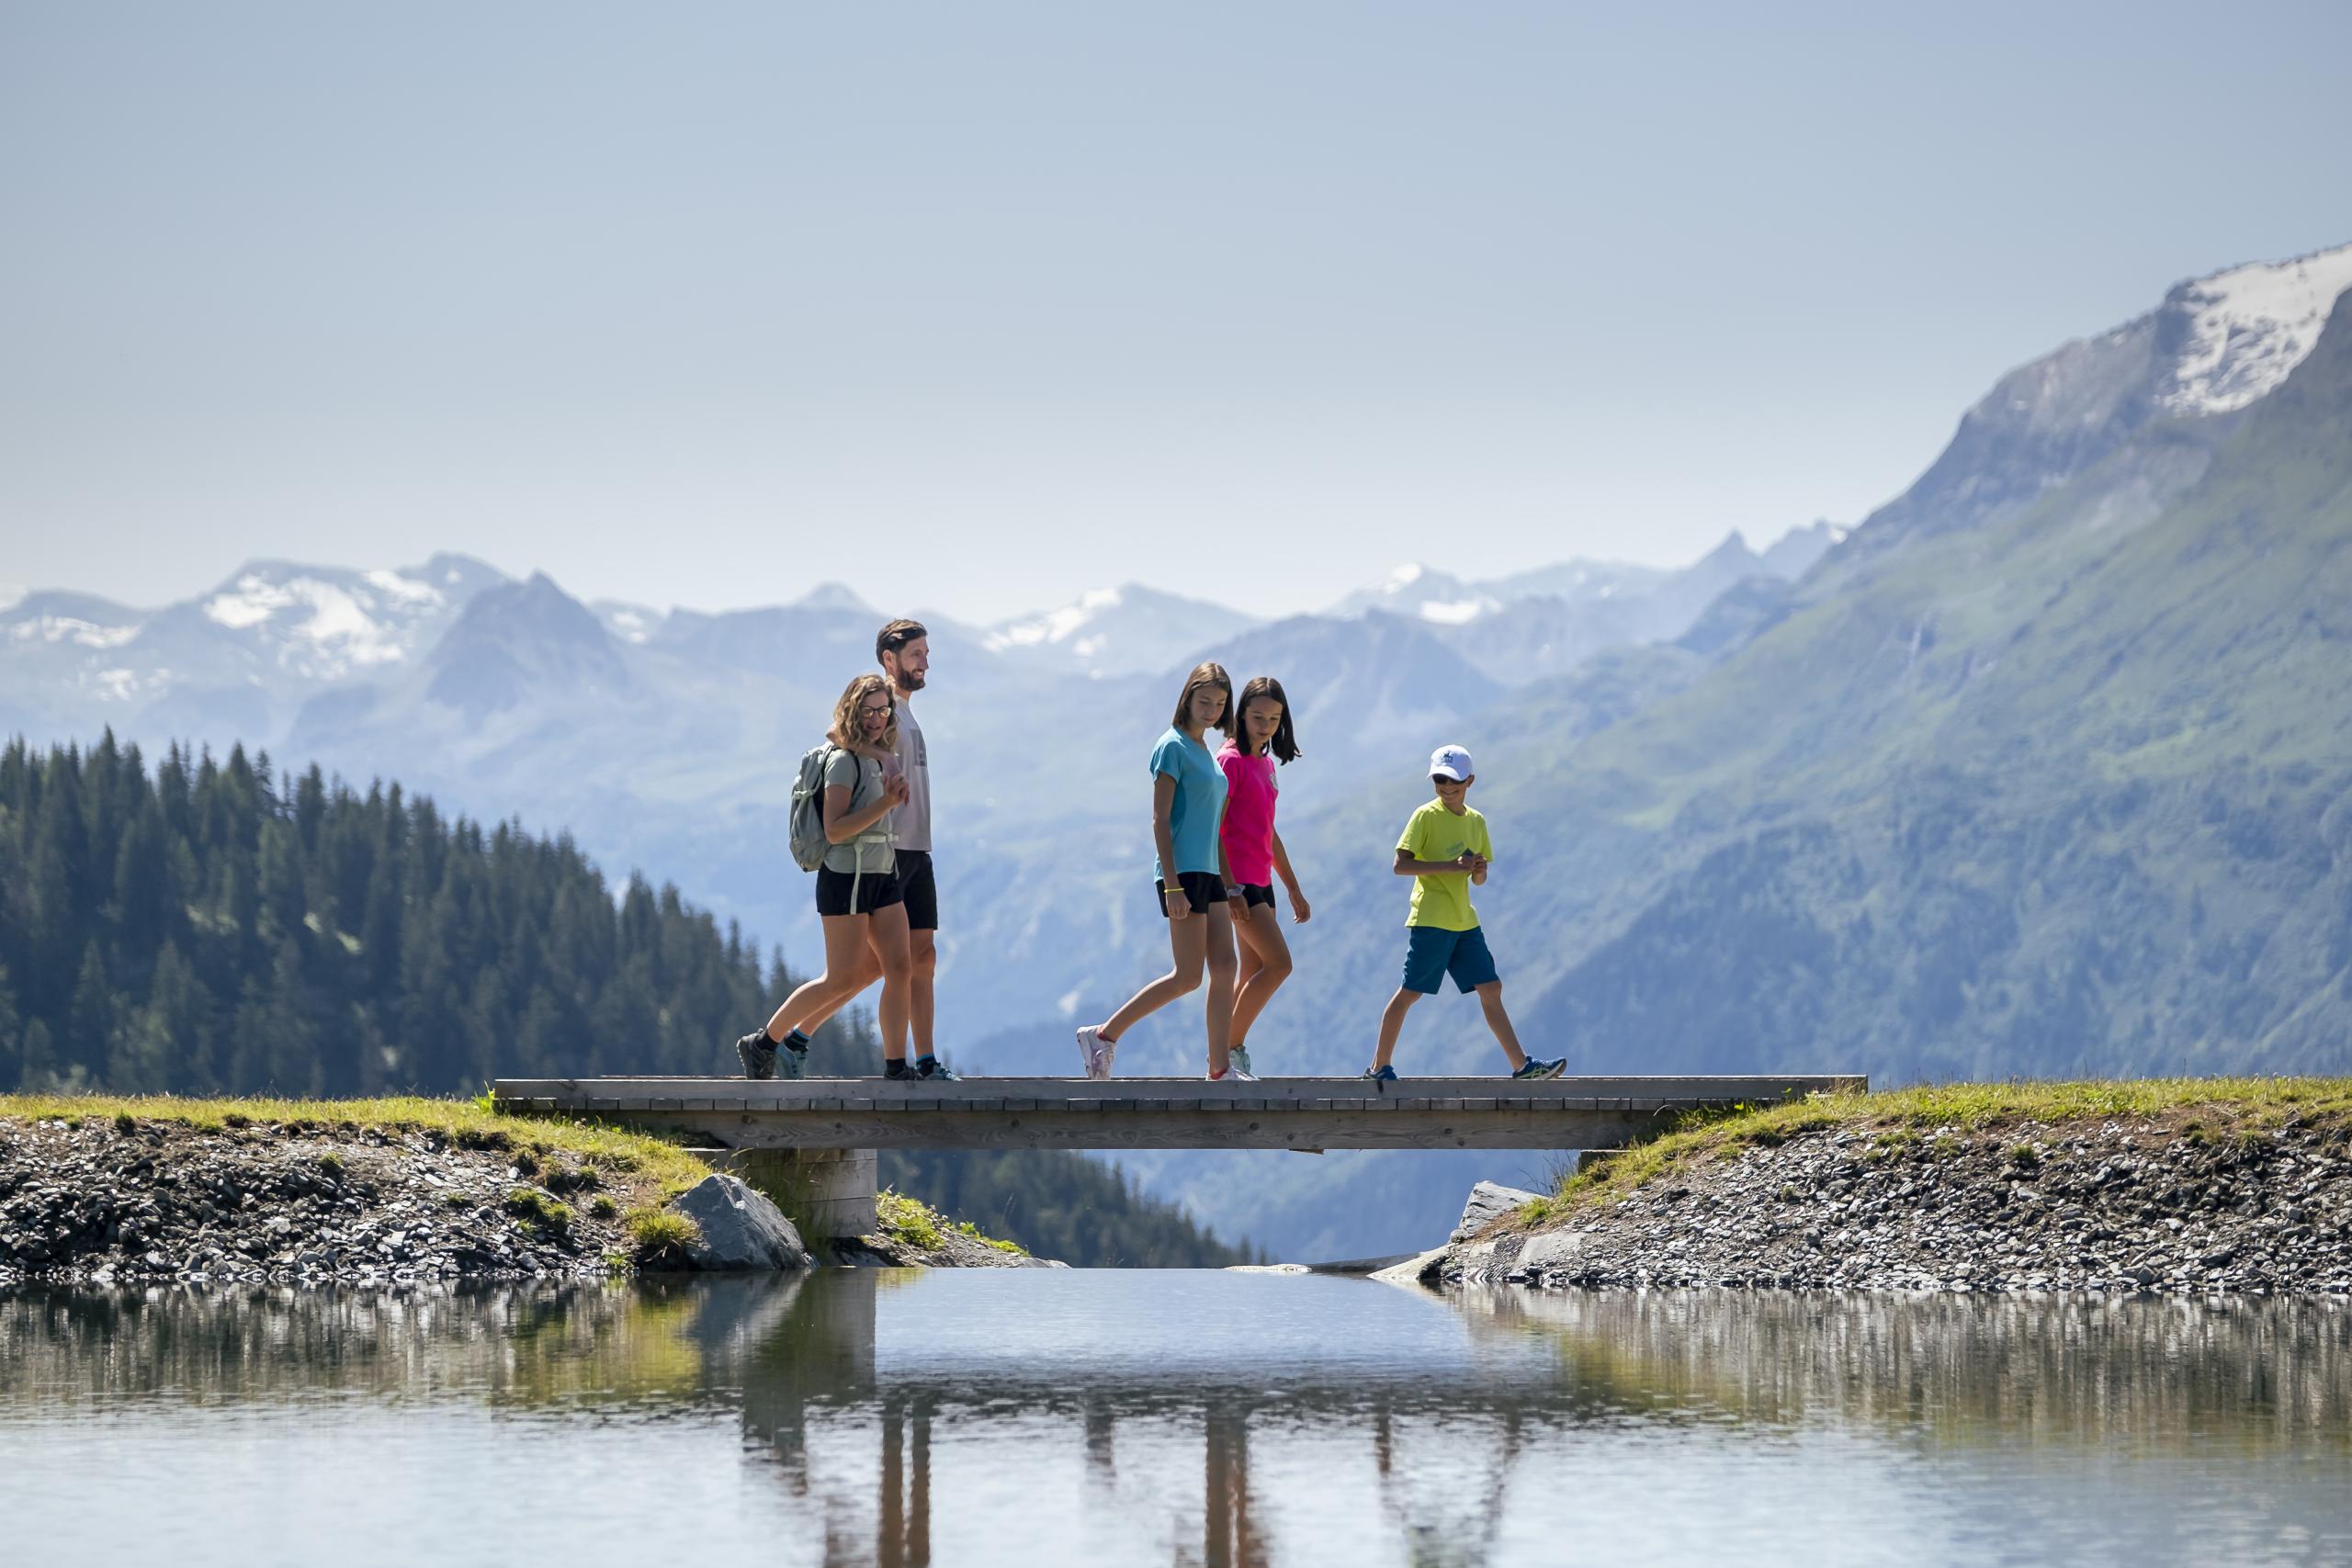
[4, 1269, 2347, 1566]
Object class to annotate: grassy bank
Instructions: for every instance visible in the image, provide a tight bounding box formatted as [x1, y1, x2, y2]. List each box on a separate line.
[0, 1094, 1019, 1269]
[0, 1092, 715, 1195]
[1525, 1077, 2352, 1226]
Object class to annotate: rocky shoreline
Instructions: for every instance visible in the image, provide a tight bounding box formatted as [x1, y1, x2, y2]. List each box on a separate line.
[1437, 1106, 2352, 1297]
[0, 1111, 696, 1286]
[0, 1109, 1045, 1287]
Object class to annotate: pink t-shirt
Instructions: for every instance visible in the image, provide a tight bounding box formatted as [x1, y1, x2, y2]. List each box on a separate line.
[1216, 742, 1279, 887]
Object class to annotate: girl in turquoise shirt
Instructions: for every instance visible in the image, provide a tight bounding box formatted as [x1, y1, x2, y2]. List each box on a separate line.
[1076, 661, 1249, 1080]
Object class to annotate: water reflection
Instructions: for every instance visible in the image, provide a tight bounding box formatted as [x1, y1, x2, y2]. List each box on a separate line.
[3, 1276, 2348, 1566]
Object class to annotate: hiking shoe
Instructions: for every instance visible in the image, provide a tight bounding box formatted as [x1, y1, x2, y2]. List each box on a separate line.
[1363, 1064, 1398, 1085]
[917, 1056, 961, 1082]
[1510, 1057, 1567, 1081]
[735, 1030, 778, 1080]
[1212, 1061, 1258, 1082]
[1076, 1024, 1111, 1079]
[1228, 1044, 1255, 1078]
[778, 1042, 808, 1080]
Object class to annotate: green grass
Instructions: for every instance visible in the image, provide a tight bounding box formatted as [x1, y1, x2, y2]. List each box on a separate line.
[956, 1220, 1026, 1257]
[502, 1187, 572, 1236]
[623, 1208, 701, 1264]
[871, 1190, 1025, 1257]
[0, 1094, 713, 1200]
[1517, 1077, 2352, 1227]
[876, 1189, 944, 1252]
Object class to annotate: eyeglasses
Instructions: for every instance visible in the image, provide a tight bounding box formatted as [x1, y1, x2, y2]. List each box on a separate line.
[858, 704, 893, 718]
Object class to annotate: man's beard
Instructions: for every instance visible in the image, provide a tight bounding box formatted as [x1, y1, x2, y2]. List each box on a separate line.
[897, 671, 927, 693]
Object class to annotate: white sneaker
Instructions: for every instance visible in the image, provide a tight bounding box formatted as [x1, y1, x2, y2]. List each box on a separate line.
[1211, 1062, 1258, 1082]
[1229, 1044, 1256, 1079]
[1076, 1024, 1115, 1079]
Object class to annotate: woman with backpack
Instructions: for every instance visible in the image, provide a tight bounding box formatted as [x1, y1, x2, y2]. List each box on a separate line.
[736, 672, 952, 1080]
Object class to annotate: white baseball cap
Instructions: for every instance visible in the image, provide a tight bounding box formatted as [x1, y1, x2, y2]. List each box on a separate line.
[1429, 744, 1474, 781]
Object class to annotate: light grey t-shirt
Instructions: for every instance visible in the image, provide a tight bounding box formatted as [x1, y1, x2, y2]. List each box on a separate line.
[891, 695, 932, 853]
[821, 748, 897, 874]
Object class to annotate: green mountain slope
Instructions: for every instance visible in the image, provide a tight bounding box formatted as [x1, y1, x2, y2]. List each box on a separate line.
[1503, 292, 2352, 1079]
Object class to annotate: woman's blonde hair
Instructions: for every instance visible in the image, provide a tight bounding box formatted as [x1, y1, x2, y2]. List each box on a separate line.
[1170, 660, 1235, 737]
[828, 672, 899, 754]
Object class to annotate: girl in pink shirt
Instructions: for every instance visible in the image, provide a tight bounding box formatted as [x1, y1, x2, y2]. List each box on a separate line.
[1217, 676, 1311, 1076]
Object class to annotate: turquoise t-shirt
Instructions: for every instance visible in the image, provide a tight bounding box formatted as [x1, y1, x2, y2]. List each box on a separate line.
[1148, 726, 1227, 878]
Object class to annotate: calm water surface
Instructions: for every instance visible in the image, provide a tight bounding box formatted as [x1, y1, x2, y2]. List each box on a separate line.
[3, 1271, 2347, 1566]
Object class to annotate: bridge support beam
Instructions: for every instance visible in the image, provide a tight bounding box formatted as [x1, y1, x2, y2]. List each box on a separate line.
[691, 1145, 877, 1242]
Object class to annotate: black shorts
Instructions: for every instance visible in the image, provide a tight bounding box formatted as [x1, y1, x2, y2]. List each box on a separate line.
[896, 849, 939, 933]
[816, 863, 903, 918]
[1234, 882, 1276, 910]
[1153, 871, 1228, 918]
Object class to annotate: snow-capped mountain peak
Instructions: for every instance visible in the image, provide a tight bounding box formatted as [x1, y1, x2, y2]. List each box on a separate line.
[1330, 564, 1502, 626]
[984, 584, 1261, 676]
[986, 587, 1125, 652]
[2157, 243, 2352, 417]
[196, 559, 492, 679]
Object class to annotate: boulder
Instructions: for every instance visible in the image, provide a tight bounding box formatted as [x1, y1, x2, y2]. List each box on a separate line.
[1451, 1180, 1544, 1243]
[667, 1175, 815, 1271]
[1515, 1230, 1585, 1277]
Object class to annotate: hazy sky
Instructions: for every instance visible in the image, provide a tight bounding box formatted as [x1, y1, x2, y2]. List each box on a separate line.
[4, 1, 2347, 624]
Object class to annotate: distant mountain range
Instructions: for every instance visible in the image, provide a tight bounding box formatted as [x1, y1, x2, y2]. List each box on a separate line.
[7, 240, 2349, 1258]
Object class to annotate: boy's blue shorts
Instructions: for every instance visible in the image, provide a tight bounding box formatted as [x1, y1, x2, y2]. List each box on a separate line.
[1402, 924, 1499, 995]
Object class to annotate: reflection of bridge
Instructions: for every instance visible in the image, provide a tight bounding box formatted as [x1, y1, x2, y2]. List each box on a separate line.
[492, 1075, 1864, 1238]
[712, 1273, 1528, 1568]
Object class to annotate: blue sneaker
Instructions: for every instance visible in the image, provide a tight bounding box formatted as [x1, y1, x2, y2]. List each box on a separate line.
[1362, 1064, 1397, 1085]
[917, 1056, 961, 1082]
[1510, 1057, 1566, 1080]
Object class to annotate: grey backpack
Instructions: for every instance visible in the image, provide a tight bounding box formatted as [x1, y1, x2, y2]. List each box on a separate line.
[786, 743, 842, 872]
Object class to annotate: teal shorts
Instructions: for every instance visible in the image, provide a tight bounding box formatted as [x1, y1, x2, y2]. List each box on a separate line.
[1402, 924, 1498, 995]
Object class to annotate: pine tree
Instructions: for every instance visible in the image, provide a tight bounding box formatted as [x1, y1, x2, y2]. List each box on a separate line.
[0, 965, 20, 1090]
[65, 940, 113, 1082]
[19, 1019, 57, 1093]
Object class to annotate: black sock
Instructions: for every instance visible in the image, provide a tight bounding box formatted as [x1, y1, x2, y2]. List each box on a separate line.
[917, 1055, 938, 1069]
[783, 1029, 810, 1053]
[885, 1058, 911, 1079]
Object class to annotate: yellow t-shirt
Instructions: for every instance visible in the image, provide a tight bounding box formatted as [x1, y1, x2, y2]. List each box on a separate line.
[1396, 800, 1493, 931]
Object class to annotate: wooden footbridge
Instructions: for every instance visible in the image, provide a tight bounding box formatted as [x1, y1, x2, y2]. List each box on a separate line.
[491, 1073, 1865, 1239]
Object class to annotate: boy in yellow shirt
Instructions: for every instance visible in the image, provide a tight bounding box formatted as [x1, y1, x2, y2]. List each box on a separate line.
[1365, 745, 1566, 1083]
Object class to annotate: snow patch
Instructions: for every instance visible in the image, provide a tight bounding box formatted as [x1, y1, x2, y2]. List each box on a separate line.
[2161, 243, 2352, 416]
[203, 578, 289, 629]
[1381, 563, 1427, 592]
[364, 569, 442, 606]
[0, 582, 23, 613]
[14, 615, 141, 649]
[603, 607, 657, 644]
[203, 573, 407, 670]
[986, 586, 1125, 651]
[1417, 599, 1490, 626]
